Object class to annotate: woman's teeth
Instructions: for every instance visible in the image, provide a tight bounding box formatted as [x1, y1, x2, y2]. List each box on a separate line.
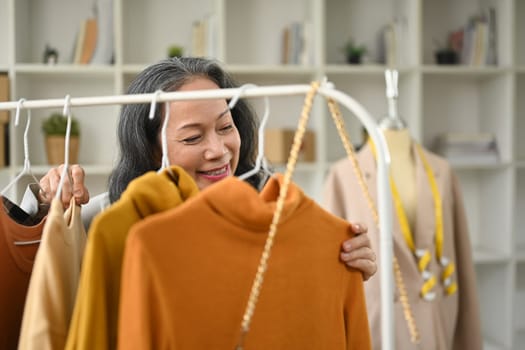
[203, 167, 226, 176]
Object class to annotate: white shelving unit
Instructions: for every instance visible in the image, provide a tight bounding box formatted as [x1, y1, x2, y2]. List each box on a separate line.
[0, 0, 523, 348]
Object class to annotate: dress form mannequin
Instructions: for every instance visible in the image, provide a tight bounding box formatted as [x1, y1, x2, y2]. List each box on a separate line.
[379, 69, 417, 229]
[383, 128, 416, 229]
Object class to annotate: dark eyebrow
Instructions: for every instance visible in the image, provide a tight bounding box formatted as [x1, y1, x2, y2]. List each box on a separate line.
[177, 108, 231, 130]
[218, 107, 230, 118]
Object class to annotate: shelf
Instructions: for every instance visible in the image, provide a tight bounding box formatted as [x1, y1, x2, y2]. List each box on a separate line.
[324, 64, 404, 75]
[14, 64, 115, 77]
[473, 246, 511, 264]
[516, 244, 525, 262]
[1, 0, 523, 348]
[421, 65, 510, 76]
[122, 0, 215, 65]
[122, 64, 150, 75]
[12, 165, 113, 177]
[450, 161, 512, 170]
[483, 338, 506, 350]
[227, 64, 316, 76]
[270, 162, 320, 173]
[513, 331, 525, 350]
[515, 269, 525, 347]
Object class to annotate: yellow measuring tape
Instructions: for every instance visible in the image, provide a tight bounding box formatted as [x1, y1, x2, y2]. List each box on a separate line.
[371, 140, 457, 299]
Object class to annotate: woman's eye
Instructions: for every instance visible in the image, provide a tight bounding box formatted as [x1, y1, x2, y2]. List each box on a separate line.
[181, 135, 201, 144]
[219, 124, 233, 133]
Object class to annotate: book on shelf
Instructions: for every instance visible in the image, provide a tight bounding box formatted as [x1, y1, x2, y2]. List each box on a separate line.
[72, 21, 86, 63]
[73, 18, 98, 64]
[452, 7, 497, 66]
[191, 13, 218, 58]
[380, 17, 407, 67]
[434, 132, 500, 166]
[90, 0, 114, 64]
[281, 21, 312, 65]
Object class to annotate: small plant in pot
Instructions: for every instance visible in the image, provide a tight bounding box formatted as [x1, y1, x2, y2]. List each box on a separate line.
[342, 38, 367, 64]
[167, 45, 184, 58]
[42, 113, 80, 165]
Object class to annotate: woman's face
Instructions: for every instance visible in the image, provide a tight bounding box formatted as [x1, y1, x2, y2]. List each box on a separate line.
[163, 77, 241, 190]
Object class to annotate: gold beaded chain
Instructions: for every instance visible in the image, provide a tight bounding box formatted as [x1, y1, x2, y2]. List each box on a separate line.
[325, 98, 421, 344]
[235, 81, 320, 350]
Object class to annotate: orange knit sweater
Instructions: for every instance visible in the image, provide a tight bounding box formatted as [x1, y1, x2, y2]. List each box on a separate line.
[118, 175, 371, 350]
[0, 199, 45, 349]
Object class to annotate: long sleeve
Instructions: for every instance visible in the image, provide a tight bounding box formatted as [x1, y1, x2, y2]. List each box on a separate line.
[118, 232, 164, 350]
[344, 268, 372, 349]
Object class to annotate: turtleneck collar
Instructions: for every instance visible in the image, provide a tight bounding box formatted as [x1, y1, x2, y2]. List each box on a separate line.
[201, 174, 306, 231]
[120, 165, 200, 218]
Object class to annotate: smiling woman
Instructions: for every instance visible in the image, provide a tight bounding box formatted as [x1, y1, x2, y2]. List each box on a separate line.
[165, 78, 241, 190]
[33, 57, 377, 281]
[107, 58, 259, 203]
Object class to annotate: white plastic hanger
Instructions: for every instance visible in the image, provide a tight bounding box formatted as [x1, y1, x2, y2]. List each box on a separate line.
[55, 95, 74, 200]
[14, 95, 74, 246]
[1, 98, 40, 196]
[234, 84, 273, 181]
[158, 100, 174, 177]
[148, 90, 175, 178]
[7, 99, 44, 246]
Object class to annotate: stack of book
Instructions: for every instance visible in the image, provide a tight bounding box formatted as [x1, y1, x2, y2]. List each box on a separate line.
[381, 17, 408, 67]
[448, 7, 497, 66]
[281, 21, 313, 65]
[434, 132, 500, 166]
[191, 13, 217, 58]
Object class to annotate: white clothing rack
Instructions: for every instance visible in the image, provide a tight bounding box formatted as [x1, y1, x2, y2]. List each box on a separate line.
[0, 83, 394, 350]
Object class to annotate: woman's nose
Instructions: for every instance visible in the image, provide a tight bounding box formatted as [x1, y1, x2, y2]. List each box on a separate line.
[203, 136, 227, 160]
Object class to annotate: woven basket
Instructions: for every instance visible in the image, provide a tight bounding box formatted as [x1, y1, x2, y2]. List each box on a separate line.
[45, 136, 79, 165]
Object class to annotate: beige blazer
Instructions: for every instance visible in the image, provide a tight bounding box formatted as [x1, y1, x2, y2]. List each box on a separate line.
[323, 143, 482, 350]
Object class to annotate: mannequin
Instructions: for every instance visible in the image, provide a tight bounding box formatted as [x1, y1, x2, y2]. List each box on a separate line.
[382, 128, 416, 229]
[323, 69, 482, 349]
[379, 69, 417, 228]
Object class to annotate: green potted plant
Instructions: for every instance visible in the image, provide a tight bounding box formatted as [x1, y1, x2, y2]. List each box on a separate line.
[167, 45, 184, 58]
[342, 38, 367, 64]
[42, 113, 80, 165]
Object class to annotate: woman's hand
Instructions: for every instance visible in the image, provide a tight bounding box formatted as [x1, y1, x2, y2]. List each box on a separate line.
[341, 223, 377, 281]
[38, 164, 90, 208]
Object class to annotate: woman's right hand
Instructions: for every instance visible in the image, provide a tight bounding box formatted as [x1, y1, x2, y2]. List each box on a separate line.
[38, 164, 90, 208]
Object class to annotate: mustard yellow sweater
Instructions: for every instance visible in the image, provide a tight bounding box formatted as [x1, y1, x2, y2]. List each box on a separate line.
[65, 167, 199, 350]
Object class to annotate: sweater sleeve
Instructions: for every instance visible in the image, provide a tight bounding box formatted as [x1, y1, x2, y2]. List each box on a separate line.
[344, 270, 372, 349]
[118, 232, 164, 350]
